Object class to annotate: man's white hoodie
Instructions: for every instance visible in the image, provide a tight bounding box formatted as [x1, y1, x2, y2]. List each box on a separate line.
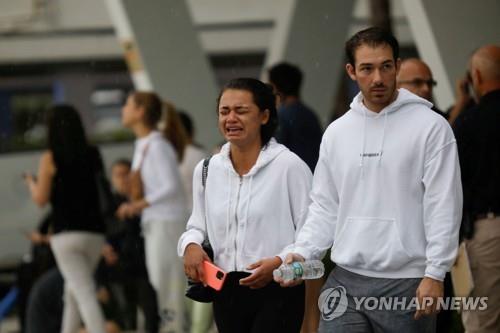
[178, 138, 312, 273]
[294, 89, 463, 281]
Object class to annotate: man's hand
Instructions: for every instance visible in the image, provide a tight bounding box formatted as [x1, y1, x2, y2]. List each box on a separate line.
[274, 253, 305, 287]
[414, 277, 444, 320]
[183, 243, 211, 284]
[239, 257, 283, 289]
[448, 74, 473, 125]
[28, 231, 44, 244]
[102, 244, 119, 266]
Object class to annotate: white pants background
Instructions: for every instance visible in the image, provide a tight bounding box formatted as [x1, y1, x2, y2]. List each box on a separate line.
[143, 219, 186, 331]
[50, 231, 106, 333]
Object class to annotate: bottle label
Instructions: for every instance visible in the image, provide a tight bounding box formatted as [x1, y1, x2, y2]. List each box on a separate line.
[292, 262, 303, 278]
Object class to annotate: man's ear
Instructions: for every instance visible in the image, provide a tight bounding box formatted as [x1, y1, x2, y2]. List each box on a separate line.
[473, 68, 482, 86]
[395, 58, 401, 75]
[346, 63, 356, 81]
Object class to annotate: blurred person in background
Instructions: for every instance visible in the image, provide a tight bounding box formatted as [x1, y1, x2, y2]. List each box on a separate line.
[102, 158, 159, 333]
[118, 92, 188, 332]
[397, 58, 447, 118]
[455, 45, 500, 333]
[268, 62, 323, 171]
[24, 104, 107, 333]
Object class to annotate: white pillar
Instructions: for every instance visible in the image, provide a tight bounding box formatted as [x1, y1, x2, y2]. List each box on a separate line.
[264, 0, 355, 125]
[402, 0, 500, 109]
[104, 0, 220, 146]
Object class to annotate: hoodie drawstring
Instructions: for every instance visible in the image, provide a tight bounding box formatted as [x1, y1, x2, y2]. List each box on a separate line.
[245, 176, 253, 225]
[378, 111, 388, 165]
[360, 108, 388, 174]
[225, 169, 231, 252]
[360, 108, 367, 179]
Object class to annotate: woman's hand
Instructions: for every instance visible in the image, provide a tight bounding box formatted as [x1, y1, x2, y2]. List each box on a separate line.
[239, 256, 283, 289]
[25, 151, 56, 207]
[448, 74, 473, 125]
[184, 243, 211, 284]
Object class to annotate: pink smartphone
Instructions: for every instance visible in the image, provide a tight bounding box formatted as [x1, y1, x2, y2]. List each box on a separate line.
[202, 260, 227, 291]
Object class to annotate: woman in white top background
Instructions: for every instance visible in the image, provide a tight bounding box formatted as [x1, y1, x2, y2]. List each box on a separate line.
[179, 78, 312, 333]
[118, 91, 188, 332]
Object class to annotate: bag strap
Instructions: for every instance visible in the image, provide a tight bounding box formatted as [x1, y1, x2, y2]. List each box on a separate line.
[202, 156, 212, 188]
[201, 156, 212, 247]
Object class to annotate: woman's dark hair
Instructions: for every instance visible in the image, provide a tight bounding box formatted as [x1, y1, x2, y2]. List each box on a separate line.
[162, 101, 187, 162]
[345, 26, 399, 67]
[178, 111, 194, 139]
[131, 91, 163, 129]
[217, 78, 278, 146]
[46, 104, 89, 164]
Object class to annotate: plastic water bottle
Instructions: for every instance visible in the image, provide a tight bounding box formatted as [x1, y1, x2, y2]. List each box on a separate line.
[273, 260, 325, 282]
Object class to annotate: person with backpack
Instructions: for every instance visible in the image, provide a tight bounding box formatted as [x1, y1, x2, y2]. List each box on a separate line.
[178, 78, 312, 333]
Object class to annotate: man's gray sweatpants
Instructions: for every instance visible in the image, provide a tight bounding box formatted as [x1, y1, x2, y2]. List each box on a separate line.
[318, 266, 436, 333]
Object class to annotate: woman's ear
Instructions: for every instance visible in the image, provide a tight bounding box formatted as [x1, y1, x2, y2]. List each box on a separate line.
[136, 105, 146, 122]
[261, 109, 270, 125]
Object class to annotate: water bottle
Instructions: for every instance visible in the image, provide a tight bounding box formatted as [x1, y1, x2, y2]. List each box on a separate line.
[273, 260, 325, 282]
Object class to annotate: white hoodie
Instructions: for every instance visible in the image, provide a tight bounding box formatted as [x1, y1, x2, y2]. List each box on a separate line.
[132, 131, 188, 223]
[177, 138, 312, 273]
[294, 89, 463, 281]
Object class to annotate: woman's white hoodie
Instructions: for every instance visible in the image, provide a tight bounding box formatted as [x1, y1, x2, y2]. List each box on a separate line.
[178, 138, 312, 273]
[294, 89, 462, 281]
[132, 131, 187, 223]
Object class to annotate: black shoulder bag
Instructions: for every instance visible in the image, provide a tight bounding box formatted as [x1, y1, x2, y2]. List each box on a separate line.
[185, 157, 215, 303]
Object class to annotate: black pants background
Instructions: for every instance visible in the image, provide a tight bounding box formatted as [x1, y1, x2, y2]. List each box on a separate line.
[25, 268, 63, 333]
[110, 276, 159, 333]
[213, 272, 305, 333]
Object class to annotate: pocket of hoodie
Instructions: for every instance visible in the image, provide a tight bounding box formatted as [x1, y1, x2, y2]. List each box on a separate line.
[333, 217, 412, 271]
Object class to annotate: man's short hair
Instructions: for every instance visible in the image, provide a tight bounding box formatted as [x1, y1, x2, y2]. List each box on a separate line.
[268, 62, 303, 97]
[345, 27, 399, 67]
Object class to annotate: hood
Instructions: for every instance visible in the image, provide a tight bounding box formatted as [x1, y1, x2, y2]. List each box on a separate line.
[350, 88, 433, 117]
[350, 89, 433, 176]
[219, 137, 288, 176]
